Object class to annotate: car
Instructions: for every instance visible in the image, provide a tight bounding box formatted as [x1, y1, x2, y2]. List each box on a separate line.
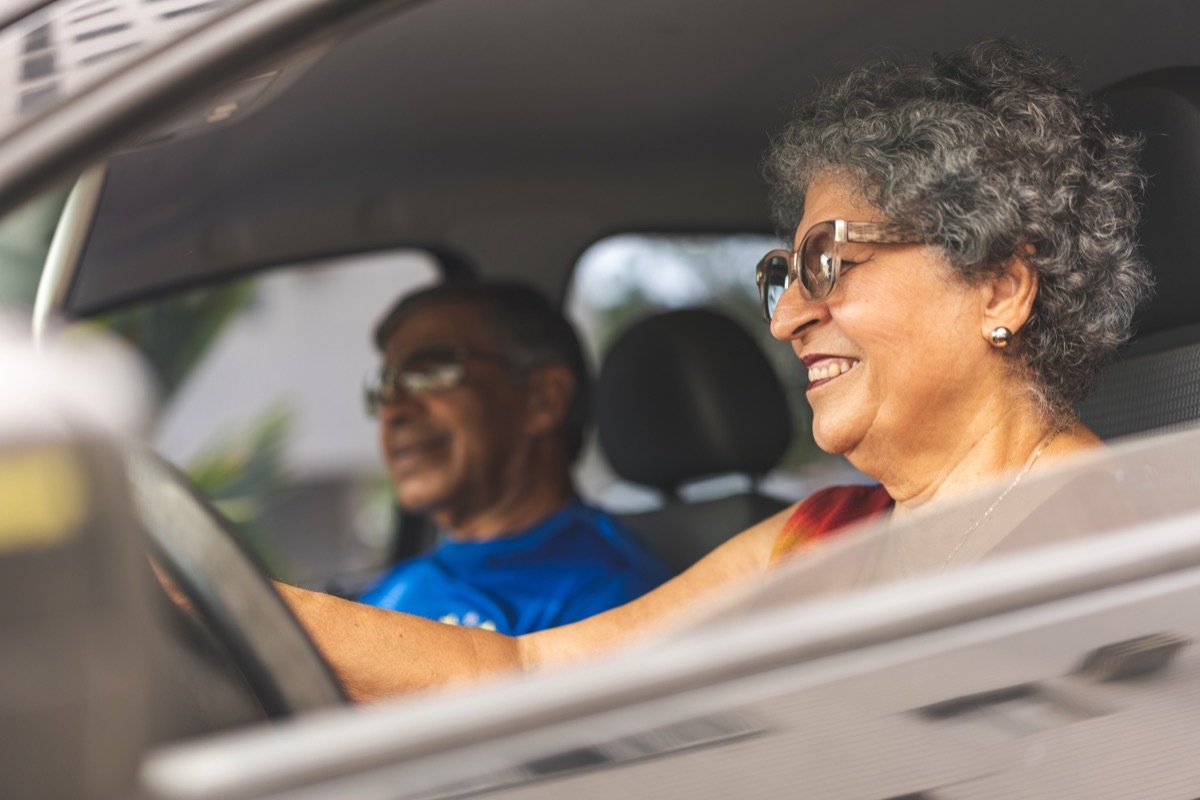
[3, 0, 1200, 798]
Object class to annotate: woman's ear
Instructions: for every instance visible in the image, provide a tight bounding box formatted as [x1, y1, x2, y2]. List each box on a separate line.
[522, 364, 575, 438]
[981, 247, 1039, 342]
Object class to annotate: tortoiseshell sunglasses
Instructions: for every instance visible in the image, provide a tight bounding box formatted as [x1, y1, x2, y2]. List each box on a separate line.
[756, 220, 922, 321]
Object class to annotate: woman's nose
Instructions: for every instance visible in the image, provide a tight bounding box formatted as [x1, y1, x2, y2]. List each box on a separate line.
[769, 281, 828, 341]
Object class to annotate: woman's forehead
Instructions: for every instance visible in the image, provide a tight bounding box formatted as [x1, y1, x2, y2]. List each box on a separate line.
[794, 173, 887, 243]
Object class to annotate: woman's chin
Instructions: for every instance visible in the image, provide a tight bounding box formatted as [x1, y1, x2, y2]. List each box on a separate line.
[810, 422, 858, 458]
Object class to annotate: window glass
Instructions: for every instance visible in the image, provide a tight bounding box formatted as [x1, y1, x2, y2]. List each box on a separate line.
[566, 233, 866, 512]
[0, 186, 70, 318]
[91, 250, 440, 587]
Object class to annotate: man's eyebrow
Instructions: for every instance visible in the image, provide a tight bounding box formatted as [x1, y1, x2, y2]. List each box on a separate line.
[387, 343, 464, 363]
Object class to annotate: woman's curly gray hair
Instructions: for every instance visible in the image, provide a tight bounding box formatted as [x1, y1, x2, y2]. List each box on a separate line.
[765, 39, 1152, 414]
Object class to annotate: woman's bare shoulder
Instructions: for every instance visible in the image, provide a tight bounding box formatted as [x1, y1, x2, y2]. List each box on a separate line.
[718, 501, 802, 572]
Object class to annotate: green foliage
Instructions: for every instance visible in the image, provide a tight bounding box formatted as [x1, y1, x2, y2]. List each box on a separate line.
[186, 404, 294, 579]
[0, 185, 71, 314]
[98, 280, 256, 399]
[94, 278, 296, 576]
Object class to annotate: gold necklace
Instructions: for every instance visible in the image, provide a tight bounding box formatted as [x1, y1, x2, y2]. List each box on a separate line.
[941, 425, 1066, 569]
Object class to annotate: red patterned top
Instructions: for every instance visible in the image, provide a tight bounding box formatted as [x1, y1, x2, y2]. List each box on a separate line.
[770, 484, 894, 565]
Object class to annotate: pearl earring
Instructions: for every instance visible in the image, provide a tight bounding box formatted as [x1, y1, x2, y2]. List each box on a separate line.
[989, 326, 1012, 347]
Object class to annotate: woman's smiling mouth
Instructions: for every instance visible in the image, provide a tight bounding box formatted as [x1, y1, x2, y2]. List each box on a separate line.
[804, 356, 859, 389]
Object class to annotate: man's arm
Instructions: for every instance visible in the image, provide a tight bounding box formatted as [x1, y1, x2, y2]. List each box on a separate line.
[279, 506, 789, 703]
[275, 583, 523, 701]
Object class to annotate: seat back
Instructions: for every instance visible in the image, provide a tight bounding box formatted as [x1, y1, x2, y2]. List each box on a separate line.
[594, 308, 792, 571]
[1077, 68, 1200, 437]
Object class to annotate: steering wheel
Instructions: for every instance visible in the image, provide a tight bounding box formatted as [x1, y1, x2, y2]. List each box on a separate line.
[124, 444, 348, 718]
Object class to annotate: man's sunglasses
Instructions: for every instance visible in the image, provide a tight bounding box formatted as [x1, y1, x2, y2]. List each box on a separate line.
[364, 345, 512, 416]
[755, 220, 922, 321]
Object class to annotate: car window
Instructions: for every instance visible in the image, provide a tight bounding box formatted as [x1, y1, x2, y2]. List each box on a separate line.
[135, 425, 1200, 799]
[88, 249, 440, 586]
[565, 233, 868, 512]
[695, 424, 1200, 621]
[0, 185, 69, 318]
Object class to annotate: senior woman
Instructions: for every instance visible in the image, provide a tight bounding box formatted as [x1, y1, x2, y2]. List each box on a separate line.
[277, 39, 1150, 702]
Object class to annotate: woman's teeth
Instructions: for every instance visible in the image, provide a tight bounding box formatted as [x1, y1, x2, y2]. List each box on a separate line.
[808, 359, 856, 382]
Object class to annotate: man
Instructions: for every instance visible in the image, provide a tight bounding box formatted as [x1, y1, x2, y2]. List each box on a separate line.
[356, 280, 672, 634]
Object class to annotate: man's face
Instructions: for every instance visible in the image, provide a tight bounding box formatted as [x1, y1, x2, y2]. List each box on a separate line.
[375, 301, 531, 522]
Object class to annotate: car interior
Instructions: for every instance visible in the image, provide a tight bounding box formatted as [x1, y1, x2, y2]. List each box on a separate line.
[595, 306, 793, 571]
[4, 0, 1200, 797]
[1075, 67, 1200, 439]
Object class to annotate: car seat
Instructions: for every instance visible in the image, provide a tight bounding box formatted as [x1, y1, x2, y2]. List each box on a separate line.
[1076, 68, 1200, 437]
[594, 307, 793, 571]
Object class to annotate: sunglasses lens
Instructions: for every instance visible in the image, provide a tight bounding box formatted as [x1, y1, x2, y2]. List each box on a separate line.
[757, 251, 792, 320]
[365, 350, 470, 416]
[801, 225, 836, 300]
[400, 363, 465, 394]
[401, 346, 469, 393]
[363, 367, 391, 416]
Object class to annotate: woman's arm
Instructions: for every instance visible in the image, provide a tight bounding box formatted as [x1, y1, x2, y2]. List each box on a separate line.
[279, 504, 791, 703]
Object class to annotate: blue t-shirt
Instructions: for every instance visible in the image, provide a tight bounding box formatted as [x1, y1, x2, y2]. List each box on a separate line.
[357, 500, 673, 635]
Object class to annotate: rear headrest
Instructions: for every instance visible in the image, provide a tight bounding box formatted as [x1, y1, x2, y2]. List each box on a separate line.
[1097, 67, 1200, 336]
[595, 308, 791, 492]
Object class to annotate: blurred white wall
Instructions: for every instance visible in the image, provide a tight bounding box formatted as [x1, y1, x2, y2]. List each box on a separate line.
[153, 250, 437, 478]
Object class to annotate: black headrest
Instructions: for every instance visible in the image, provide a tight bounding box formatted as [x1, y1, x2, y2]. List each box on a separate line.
[1096, 68, 1200, 336]
[595, 308, 792, 492]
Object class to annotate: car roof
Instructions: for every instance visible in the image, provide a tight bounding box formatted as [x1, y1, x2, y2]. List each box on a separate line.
[17, 0, 1198, 317]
